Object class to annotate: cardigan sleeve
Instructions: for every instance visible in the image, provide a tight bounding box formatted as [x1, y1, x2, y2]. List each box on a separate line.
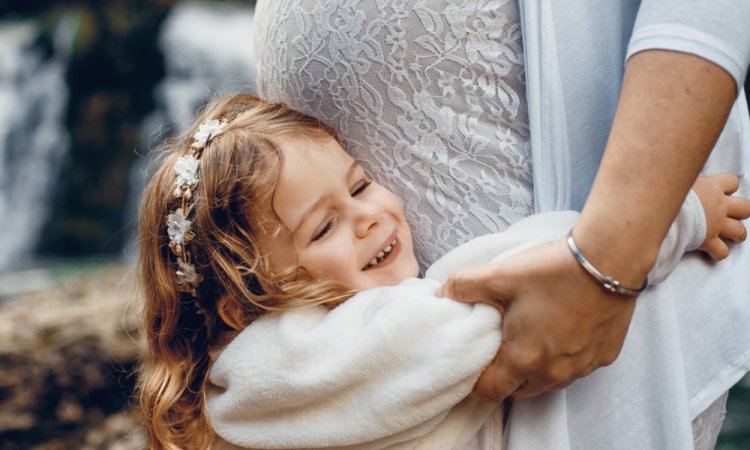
[425, 205, 705, 288]
[205, 202, 705, 449]
[206, 278, 500, 449]
[649, 189, 706, 284]
[627, 0, 750, 92]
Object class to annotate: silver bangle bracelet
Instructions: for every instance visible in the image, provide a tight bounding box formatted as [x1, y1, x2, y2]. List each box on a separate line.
[566, 229, 648, 297]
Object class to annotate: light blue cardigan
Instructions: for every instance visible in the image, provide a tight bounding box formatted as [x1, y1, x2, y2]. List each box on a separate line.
[514, 2, 750, 449]
[252, 1, 750, 447]
[521, 0, 750, 212]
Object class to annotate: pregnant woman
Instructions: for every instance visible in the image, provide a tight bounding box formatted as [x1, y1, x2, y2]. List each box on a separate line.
[253, 1, 750, 448]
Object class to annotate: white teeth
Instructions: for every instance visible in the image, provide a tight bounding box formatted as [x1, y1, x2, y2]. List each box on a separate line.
[363, 238, 398, 270]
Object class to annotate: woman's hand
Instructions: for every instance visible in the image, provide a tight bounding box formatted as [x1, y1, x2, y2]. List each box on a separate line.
[691, 173, 750, 260]
[438, 240, 637, 401]
[446, 50, 739, 401]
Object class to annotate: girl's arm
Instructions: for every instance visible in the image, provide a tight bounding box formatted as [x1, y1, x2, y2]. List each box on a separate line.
[427, 175, 749, 290]
[206, 279, 500, 450]
[650, 173, 750, 283]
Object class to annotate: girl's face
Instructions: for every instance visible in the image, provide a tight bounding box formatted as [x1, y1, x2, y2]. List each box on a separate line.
[265, 135, 419, 290]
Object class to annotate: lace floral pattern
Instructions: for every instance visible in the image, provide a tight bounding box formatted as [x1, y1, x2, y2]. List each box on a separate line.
[255, 0, 534, 267]
[692, 391, 729, 450]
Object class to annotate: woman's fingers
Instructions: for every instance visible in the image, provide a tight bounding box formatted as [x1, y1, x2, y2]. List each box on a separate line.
[438, 264, 517, 312]
[458, 240, 637, 402]
[473, 349, 526, 402]
[512, 379, 557, 399]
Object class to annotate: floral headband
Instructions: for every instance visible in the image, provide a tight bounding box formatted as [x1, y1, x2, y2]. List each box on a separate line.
[166, 118, 228, 296]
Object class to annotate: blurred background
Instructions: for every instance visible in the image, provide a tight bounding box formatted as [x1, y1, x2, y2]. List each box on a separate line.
[0, 1, 748, 449]
[0, 1, 256, 448]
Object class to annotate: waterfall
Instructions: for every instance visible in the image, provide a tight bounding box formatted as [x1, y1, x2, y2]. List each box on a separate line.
[124, 2, 256, 262]
[155, 2, 256, 131]
[0, 19, 74, 272]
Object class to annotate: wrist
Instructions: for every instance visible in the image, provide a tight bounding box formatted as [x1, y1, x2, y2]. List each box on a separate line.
[572, 213, 660, 290]
[567, 229, 649, 296]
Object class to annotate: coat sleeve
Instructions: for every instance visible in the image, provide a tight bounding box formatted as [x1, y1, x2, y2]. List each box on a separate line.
[423, 201, 704, 289]
[206, 278, 500, 449]
[649, 189, 706, 284]
[628, 0, 750, 92]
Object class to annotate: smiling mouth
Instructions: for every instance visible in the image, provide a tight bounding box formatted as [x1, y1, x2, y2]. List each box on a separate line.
[363, 238, 397, 271]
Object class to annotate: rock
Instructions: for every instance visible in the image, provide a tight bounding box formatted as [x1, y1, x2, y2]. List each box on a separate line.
[0, 264, 146, 449]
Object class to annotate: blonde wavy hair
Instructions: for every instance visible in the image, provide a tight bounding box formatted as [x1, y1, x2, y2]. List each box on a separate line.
[136, 93, 353, 449]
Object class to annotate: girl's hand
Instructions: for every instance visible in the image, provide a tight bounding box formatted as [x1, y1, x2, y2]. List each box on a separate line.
[691, 173, 750, 260]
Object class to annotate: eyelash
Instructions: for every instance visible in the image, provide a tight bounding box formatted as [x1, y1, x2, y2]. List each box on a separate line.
[312, 220, 333, 242]
[351, 178, 372, 196]
[311, 177, 373, 242]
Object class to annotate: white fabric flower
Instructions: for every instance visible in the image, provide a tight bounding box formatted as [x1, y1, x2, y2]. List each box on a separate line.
[167, 208, 192, 245]
[176, 258, 200, 288]
[192, 119, 228, 148]
[173, 155, 200, 188]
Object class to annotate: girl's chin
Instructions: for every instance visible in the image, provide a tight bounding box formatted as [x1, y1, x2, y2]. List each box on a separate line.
[366, 270, 413, 288]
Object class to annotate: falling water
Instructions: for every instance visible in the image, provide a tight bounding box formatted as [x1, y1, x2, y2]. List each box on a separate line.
[0, 4, 256, 271]
[0, 19, 73, 272]
[155, 2, 256, 131]
[124, 2, 256, 262]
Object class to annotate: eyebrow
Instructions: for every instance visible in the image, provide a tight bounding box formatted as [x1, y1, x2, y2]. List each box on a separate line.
[292, 160, 361, 234]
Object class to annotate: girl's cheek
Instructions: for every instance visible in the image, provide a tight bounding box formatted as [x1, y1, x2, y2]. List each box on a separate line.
[299, 248, 338, 276]
[263, 231, 298, 274]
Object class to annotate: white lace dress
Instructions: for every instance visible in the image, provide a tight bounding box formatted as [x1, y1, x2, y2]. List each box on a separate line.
[254, 1, 728, 448]
[255, 0, 534, 269]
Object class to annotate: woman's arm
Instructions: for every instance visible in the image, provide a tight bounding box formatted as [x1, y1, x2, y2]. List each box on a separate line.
[575, 50, 736, 286]
[439, 50, 742, 400]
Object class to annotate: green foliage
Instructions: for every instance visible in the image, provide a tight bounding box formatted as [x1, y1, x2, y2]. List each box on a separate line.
[717, 382, 750, 449]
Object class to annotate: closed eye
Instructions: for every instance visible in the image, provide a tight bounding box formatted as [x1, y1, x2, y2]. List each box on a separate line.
[351, 178, 372, 196]
[312, 220, 333, 242]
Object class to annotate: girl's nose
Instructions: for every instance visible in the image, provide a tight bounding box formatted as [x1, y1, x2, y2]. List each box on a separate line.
[354, 201, 382, 238]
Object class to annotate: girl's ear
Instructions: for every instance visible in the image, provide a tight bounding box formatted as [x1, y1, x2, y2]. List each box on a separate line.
[217, 295, 245, 331]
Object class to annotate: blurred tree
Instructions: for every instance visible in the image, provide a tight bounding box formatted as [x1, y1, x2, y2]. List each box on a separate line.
[0, 0, 746, 260]
[38, 1, 172, 256]
[2, 0, 243, 259]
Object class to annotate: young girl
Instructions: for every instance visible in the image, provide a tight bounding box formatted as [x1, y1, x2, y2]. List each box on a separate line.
[136, 93, 750, 450]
